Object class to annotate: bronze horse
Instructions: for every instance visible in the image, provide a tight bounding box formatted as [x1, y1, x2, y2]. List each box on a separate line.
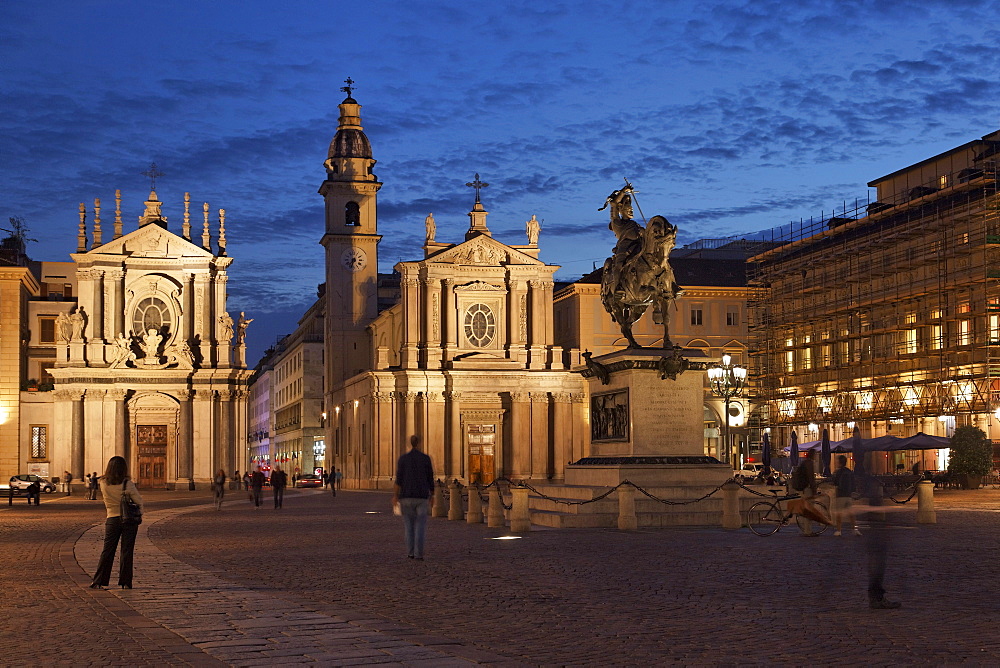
[599, 185, 684, 348]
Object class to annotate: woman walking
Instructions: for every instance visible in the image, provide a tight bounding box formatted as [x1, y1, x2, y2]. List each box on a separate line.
[90, 456, 143, 590]
[213, 468, 227, 510]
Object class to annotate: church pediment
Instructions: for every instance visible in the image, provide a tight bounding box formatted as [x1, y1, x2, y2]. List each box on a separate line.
[427, 235, 544, 267]
[82, 224, 214, 260]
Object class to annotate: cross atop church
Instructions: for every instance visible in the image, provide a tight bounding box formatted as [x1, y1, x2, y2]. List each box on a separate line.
[466, 173, 489, 204]
[341, 77, 355, 98]
[141, 163, 164, 191]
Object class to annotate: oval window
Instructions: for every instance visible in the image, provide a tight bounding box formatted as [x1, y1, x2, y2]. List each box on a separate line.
[132, 296, 172, 337]
[464, 303, 496, 347]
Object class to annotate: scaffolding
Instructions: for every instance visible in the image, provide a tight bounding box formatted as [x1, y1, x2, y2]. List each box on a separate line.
[748, 135, 1000, 446]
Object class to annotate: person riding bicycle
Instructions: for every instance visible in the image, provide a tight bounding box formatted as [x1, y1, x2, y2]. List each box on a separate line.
[788, 450, 831, 527]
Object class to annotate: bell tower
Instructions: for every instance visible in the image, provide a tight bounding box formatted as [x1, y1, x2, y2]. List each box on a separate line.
[320, 79, 382, 387]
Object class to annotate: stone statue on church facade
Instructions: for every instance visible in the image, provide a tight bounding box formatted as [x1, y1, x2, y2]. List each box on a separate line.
[56, 312, 73, 343]
[526, 214, 541, 245]
[425, 213, 436, 243]
[235, 312, 253, 345]
[218, 312, 234, 343]
[140, 328, 163, 364]
[69, 308, 86, 341]
[598, 181, 684, 348]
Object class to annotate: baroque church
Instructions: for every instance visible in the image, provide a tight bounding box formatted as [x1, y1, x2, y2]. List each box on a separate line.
[10, 189, 251, 489]
[321, 92, 587, 488]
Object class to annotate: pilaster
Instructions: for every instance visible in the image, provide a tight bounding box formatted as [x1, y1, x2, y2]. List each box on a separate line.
[446, 390, 462, 478]
[423, 391, 445, 474]
[510, 391, 530, 478]
[400, 278, 420, 369]
[423, 278, 443, 368]
[529, 391, 550, 479]
[443, 278, 458, 360]
[528, 279, 546, 369]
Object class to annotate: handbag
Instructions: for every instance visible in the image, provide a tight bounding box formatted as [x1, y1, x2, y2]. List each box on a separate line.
[120, 482, 143, 525]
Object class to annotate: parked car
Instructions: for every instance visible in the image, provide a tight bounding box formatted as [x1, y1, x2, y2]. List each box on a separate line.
[9, 474, 56, 493]
[296, 474, 323, 488]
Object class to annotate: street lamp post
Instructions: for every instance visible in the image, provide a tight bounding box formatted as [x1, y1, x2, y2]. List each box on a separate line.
[707, 354, 748, 467]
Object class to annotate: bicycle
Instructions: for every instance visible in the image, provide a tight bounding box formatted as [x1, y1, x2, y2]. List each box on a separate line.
[747, 488, 831, 537]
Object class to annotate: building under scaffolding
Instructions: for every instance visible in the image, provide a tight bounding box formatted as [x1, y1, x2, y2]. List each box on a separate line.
[748, 130, 1000, 471]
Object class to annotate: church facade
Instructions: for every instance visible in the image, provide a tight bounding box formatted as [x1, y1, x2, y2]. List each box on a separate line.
[321, 93, 586, 488]
[11, 189, 251, 488]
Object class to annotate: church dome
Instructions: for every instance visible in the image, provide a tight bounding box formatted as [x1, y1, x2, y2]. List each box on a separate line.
[328, 128, 372, 159]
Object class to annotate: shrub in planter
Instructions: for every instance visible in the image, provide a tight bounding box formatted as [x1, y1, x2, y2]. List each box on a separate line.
[947, 426, 992, 489]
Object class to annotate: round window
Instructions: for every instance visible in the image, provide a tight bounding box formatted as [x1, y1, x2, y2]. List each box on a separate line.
[132, 296, 172, 337]
[464, 303, 496, 348]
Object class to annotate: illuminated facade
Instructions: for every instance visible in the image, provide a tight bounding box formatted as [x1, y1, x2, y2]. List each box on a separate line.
[749, 130, 999, 470]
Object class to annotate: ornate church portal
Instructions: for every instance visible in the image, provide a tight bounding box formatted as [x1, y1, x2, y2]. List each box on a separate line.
[49, 189, 251, 488]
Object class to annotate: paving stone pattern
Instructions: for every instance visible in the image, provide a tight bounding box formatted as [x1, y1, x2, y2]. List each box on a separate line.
[2, 486, 998, 666]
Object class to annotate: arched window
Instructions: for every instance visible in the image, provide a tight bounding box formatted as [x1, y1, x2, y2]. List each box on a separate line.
[132, 296, 172, 337]
[345, 201, 360, 226]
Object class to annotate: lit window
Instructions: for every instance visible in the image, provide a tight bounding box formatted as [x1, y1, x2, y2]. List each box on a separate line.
[931, 324, 943, 349]
[959, 320, 971, 345]
[464, 303, 496, 347]
[31, 426, 47, 459]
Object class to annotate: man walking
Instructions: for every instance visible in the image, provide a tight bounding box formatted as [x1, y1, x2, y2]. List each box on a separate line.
[271, 465, 288, 509]
[392, 435, 435, 560]
[250, 466, 265, 509]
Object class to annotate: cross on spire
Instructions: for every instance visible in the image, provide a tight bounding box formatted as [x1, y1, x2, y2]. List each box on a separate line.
[465, 173, 489, 204]
[141, 162, 164, 191]
[341, 77, 355, 98]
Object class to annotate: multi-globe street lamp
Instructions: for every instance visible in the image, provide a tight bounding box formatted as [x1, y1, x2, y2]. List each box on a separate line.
[707, 354, 748, 467]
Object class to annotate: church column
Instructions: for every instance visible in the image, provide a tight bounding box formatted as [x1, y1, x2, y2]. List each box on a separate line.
[571, 392, 589, 461]
[184, 272, 196, 344]
[402, 392, 418, 450]
[192, 389, 214, 480]
[373, 392, 395, 484]
[529, 392, 550, 479]
[194, 274, 210, 363]
[423, 278, 442, 368]
[107, 270, 125, 338]
[424, 392, 445, 475]
[446, 390, 462, 478]
[71, 390, 86, 479]
[543, 281, 557, 367]
[528, 280, 546, 369]
[552, 392, 571, 479]
[218, 390, 233, 474]
[87, 271, 107, 363]
[443, 279, 457, 360]
[84, 389, 106, 471]
[177, 390, 194, 486]
[108, 389, 127, 458]
[510, 392, 530, 478]
[507, 279, 526, 364]
[215, 273, 231, 368]
[401, 278, 420, 369]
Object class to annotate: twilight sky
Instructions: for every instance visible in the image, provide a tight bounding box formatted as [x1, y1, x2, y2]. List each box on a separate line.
[3, 0, 998, 364]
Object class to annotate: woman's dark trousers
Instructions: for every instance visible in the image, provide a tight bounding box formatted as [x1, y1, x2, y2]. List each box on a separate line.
[92, 517, 139, 587]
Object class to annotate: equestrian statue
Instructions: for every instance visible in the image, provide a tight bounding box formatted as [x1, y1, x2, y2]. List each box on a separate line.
[598, 180, 684, 348]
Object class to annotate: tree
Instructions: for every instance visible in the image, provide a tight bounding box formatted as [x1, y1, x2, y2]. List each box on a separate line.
[947, 426, 992, 477]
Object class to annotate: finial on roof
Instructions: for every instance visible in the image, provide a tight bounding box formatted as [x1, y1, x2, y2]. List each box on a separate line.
[77, 203, 87, 252]
[341, 76, 355, 100]
[141, 162, 164, 192]
[92, 198, 102, 248]
[113, 189, 123, 239]
[218, 208, 227, 256]
[183, 192, 191, 240]
[202, 202, 211, 249]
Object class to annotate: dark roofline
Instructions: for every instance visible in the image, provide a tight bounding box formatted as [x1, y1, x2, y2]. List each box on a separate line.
[867, 131, 999, 187]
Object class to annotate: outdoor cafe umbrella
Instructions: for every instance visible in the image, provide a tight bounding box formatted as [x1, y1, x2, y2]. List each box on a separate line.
[789, 431, 799, 472]
[762, 431, 772, 473]
[884, 432, 950, 451]
[821, 428, 832, 476]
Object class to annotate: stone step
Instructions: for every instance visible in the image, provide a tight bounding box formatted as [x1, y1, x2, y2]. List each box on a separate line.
[528, 507, 723, 528]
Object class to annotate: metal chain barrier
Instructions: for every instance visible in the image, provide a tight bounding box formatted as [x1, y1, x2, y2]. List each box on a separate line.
[888, 484, 919, 504]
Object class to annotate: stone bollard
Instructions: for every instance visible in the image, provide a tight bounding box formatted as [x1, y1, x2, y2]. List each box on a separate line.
[721, 481, 742, 529]
[916, 479, 936, 524]
[467, 485, 484, 523]
[448, 480, 465, 520]
[617, 484, 637, 530]
[510, 486, 531, 532]
[432, 481, 447, 518]
[487, 486, 506, 528]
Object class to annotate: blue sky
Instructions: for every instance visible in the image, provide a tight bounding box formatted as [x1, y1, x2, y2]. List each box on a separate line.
[3, 0, 998, 363]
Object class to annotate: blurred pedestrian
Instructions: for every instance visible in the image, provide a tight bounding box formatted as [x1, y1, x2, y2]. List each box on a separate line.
[322, 470, 329, 488]
[88, 472, 99, 500]
[392, 435, 435, 560]
[213, 469, 227, 510]
[250, 466, 265, 509]
[856, 451, 900, 609]
[63, 470, 73, 495]
[271, 465, 288, 509]
[831, 455, 860, 536]
[233, 469, 241, 492]
[335, 468, 343, 490]
[90, 455, 143, 590]
[25, 479, 41, 505]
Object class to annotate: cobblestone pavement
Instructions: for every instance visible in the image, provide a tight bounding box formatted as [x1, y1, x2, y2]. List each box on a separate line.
[3, 485, 998, 666]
